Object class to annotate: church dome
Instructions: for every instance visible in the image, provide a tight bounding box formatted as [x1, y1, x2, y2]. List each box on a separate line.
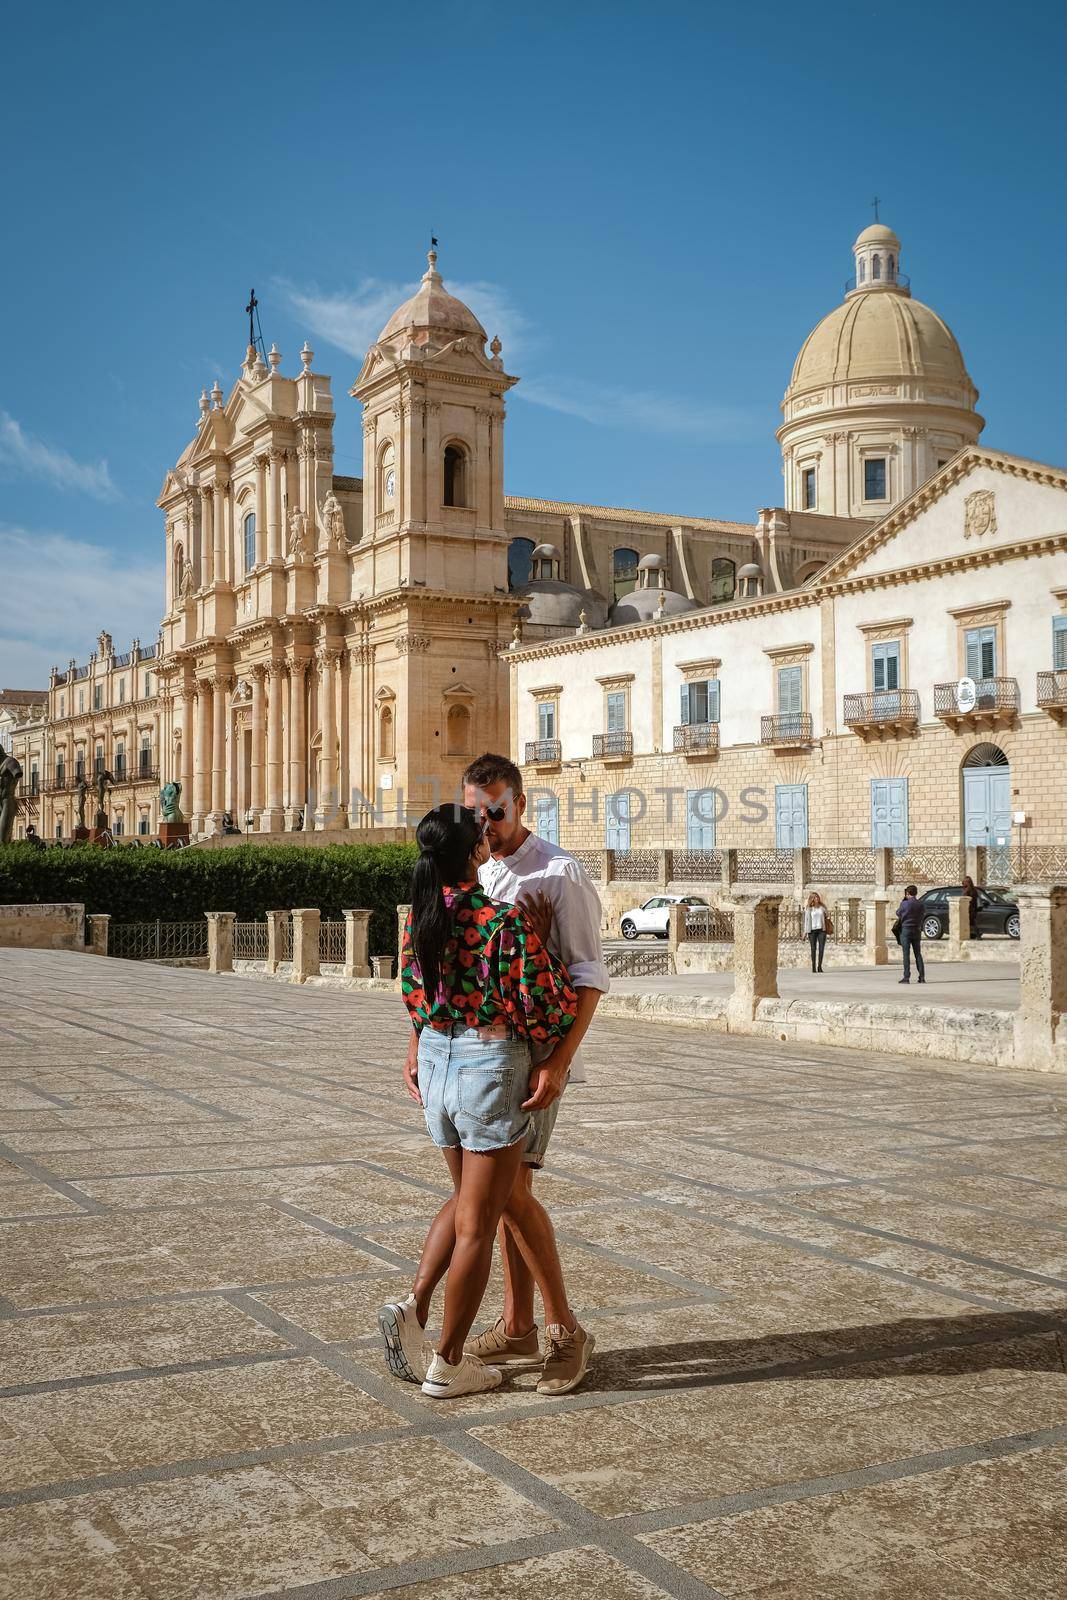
[853, 222, 901, 249]
[378, 250, 486, 347]
[516, 545, 609, 631]
[610, 552, 700, 626]
[789, 291, 973, 395]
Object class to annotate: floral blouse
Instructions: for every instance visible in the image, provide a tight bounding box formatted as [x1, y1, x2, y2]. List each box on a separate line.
[400, 883, 579, 1043]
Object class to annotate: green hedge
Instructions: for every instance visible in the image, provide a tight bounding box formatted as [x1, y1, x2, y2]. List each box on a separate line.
[0, 842, 418, 956]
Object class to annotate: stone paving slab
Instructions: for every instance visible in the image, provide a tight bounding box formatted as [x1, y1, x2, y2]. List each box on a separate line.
[0, 948, 1064, 1600]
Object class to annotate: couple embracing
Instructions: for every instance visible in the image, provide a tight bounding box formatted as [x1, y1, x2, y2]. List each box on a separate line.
[377, 752, 609, 1399]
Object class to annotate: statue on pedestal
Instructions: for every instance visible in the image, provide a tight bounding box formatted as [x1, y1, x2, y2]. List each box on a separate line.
[75, 776, 90, 831]
[94, 769, 114, 830]
[287, 507, 311, 562]
[0, 743, 22, 845]
[159, 781, 184, 822]
[319, 490, 347, 553]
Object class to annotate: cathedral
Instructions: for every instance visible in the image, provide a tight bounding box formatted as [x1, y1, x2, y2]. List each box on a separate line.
[13, 220, 1067, 860]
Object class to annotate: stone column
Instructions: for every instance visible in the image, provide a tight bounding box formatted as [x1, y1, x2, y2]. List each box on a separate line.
[213, 479, 226, 583]
[206, 912, 235, 974]
[315, 646, 340, 829]
[200, 487, 214, 586]
[210, 677, 228, 824]
[720, 848, 738, 896]
[845, 896, 861, 943]
[666, 902, 686, 968]
[727, 895, 781, 1026]
[288, 661, 307, 827]
[601, 849, 615, 884]
[193, 684, 211, 825]
[874, 848, 892, 894]
[255, 454, 268, 564]
[268, 449, 283, 561]
[265, 910, 287, 975]
[793, 847, 811, 902]
[656, 849, 672, 888]
[1012, 885, 1067, 1072]
[291, 907, 320, 983]
[87, 913, 110, 956]
[180, 689, 194, 816]
[947, 893, 968, 958]
[864, 895, 890, 966]
[250, 667, 265, 818]
[261, 663, 284, 831]
[343, 909, 372, 978]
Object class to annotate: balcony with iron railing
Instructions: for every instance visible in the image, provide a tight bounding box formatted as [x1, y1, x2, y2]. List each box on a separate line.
[843, 690, 920, 738]
[1037, 670, 1067, 722]
[673, 722, 720, 756]
[524, 739, 562, 766]
[592, 731, 633, 761]
[934, 678, 1019, 727]
[760, 712, 814, 749]
[113, 756, 159, 785]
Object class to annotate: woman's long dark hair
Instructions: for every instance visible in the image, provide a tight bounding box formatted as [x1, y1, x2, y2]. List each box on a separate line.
[410, 804, 483, 1006]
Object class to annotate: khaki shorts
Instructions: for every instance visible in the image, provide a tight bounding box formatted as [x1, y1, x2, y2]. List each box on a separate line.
[523, 1040, 567, 1169]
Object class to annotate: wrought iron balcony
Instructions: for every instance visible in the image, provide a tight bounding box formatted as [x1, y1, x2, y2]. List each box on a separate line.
[1037, 670, 1067, 722]
[673, 722, 720, 755]
[843, 690, 920, 738]
[760, 712, 813, 748]
[934, 678, 1019, 727]
[114, 763, 159, 785]
[524, 739, 562, 765]
[44, 774, 74, 793]
[592, 731, 633, 760]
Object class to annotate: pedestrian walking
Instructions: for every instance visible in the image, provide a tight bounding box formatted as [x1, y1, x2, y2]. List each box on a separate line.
[896, 884, 926, 984]
[803, 892, 831, 972]
[961, 874, 982, 939]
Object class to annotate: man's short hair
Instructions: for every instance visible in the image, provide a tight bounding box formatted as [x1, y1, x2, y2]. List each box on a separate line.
[462, 752, 524, 799]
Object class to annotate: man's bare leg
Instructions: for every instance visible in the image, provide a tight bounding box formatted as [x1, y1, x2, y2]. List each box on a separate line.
[499, 1166, 575, 1334]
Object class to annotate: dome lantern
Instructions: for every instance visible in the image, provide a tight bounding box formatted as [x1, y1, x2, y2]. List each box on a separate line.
[850, 222, 905, 295]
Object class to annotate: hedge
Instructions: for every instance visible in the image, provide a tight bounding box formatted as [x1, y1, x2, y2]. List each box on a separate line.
[0, 842, 418, 956]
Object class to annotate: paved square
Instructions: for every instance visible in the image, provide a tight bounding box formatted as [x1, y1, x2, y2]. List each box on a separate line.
[0, 948, 1064, 1599]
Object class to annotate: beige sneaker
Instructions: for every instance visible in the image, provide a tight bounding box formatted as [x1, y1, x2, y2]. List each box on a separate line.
[464, 1316, 541, 1367]
[422, 1352, 503, 1399]
[378, 1294, 434, 1384]
[537, 1321, 594, 1395]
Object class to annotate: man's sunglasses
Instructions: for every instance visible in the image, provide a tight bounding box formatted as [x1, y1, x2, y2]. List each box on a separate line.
[481, 804, 510, 822]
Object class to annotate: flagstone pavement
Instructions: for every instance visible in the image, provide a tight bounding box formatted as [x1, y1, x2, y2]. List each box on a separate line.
[0, 947, 1065, 1600]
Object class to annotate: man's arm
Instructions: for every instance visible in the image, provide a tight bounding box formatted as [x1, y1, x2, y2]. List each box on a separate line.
[522, 860, 608, 1111]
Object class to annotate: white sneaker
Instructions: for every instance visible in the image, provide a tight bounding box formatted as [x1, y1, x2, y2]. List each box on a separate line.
[421, 1352, 503, 1399]
[378, 1294, 434, 1383]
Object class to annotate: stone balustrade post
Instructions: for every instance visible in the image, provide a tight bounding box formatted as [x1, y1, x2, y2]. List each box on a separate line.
[666, 902, 686, 962]
[874, 848, 892, 894]
[727, 894, 781, 1026]
[720, 848, 737, 896]
[657, 849, 672, 888]
[864, 895, 889, 966]
[396, 902, 411, 960]
[291, 907, 320, 983]
[793, 848, 811, 902]
[600, 849, 615, 884]
[845, 896, 861, 943]
[965, 845, 988, 886]
[87, 913, 110, 957]
[265, 910, 287, 975]
[344, 909, 372, 978]
[206, 911, 235, 974]
[947, 893, 968, 958]
[1012, 884, 1067, 1072]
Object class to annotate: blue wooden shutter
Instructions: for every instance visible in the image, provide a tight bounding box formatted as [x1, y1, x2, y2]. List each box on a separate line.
[679, 683, 690, 725]
[1054, 617, 1067, 671]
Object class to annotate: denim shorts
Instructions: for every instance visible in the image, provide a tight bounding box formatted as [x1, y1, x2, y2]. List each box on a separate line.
[417, 1025, 533, 1155]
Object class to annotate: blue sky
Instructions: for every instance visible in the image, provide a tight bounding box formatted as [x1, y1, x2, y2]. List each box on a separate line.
[2, 0, 1065, 685]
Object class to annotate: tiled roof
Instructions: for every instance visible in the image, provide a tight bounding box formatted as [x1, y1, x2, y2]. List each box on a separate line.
[333, 475, 363, 492]
[503, 495, 755, 533]
[0, 689, 47, 706]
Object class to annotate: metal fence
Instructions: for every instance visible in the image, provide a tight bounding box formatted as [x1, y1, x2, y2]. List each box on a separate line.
[892, 847, 964, 885]
[571, 850, 603, 878]
[682, 906, 735, 942]
[810, 850, 877, 884]
[110, 920, 207, 960]
[234, 921, 268, 960]
[605, 945, 670, 978]
[319, 920, 346, 964]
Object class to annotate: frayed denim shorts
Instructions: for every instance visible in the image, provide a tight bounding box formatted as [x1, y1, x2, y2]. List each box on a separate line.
[417, 1024, 533, 1156]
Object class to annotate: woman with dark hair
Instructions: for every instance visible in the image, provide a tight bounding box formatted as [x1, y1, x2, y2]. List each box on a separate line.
[961, 875, 981, 939]
[381, 803, 578, 1399]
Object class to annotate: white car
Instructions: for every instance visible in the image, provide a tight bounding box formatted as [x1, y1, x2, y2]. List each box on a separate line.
[620, 895, 710, 940]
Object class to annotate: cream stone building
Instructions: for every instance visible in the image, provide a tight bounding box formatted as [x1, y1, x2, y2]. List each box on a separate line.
[14, 221, 1067, 858]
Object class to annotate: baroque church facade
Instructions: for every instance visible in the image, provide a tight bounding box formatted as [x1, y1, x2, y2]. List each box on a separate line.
[12, 221, 1067, 860]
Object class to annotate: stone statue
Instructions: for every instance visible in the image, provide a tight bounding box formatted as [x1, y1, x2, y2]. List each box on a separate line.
[159, 780, 184, 823]
[287, 506, 311, 561]
[94, 769, 114, 829]
[75, 776, 90, 830]
[179, 562, 195, 601]
[0, 743, 22, 845]
[319, 490, 347, 552]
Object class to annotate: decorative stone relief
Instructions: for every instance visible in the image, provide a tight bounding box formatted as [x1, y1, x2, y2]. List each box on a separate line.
[395, 634, 432, 655]
[964, 490, 997, 539]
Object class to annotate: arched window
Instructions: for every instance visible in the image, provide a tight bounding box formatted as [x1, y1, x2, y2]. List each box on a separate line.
[872, 254, 882, 280]
[243, 512, 256, 575]
[613, 547, 640, 603]
[173, 542, 185, 598]
[710, 557, 736, 602]
[508, 538, 535, 590]
[379, 703, 395, 760]
[858, 258, 866, 283]
[443, 444, 468, 508]
[888, 254, 895, 279]
[446, 703, 472, 756]
[378, 441, 396, 506]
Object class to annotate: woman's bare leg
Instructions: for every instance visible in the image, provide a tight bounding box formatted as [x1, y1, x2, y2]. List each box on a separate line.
[410, 1146, 462, 1326]
[437, 1141, 527, 1364]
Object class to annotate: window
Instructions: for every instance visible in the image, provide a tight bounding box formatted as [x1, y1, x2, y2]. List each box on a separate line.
[686, 788, 716, 850]
[606, 690, 628, 734]
[93, 685, 103, 711]
[775, 783, 809, 848]
[613, 547, 640, 603]
[139, 814, 150, 836]
[508, 538, 535, 591]
[871, 777, 908, 849]
[605, 790, 631, 851]
[864, 458, 887, 501]
[680, 678, 720, 725]
[965, 625, 997, 680]
[872, 641, 900, 693]
[777, 665, 803, 715]
[139, 736, 151, 776]
[888, 254, 896, 279]
[378, 441, 395, 505]
[1053, 616, 1067, 670]
[94, 744, 104, 776]
[55, 756, 65, 786]
[55, 820, 63, 839]
[118, 679, 126, 705]
[710, 558, 735, 602]
[173, 541, 185, 597]
[872, 254, 882, 280]
[379, 703, 395, 759]
[244, 512, 256, 574]
[537, 700, 557, 741]
[78, 691, 85, 713]
[446, 703, 471, 756]
[75, 751, 85, 781]
[533, 792, 559, 844]
[114, 741, 126, 778]
[113, 815, 124, 837]
[802, 467, 816, 509]
[29, 763, 39, 795]
[443, 445, 467, 507]
[59, 695, 64, 718]
[144, 673, 151, 697]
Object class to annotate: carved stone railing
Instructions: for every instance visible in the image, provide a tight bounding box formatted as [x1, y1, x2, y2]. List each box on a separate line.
[611, 850, 659, 882]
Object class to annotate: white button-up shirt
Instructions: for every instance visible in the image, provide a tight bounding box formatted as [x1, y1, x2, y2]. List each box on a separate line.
[479, 831, 609, 1081]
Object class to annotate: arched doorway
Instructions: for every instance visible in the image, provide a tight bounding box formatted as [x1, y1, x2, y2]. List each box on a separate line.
[961, 743, 1011, 864]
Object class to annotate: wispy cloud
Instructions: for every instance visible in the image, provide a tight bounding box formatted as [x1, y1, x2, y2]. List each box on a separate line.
[0, 526, 158, 685]
[517, 377, 760, 441]
[274, 274, 532, 363]
[0, 412, 119, 501]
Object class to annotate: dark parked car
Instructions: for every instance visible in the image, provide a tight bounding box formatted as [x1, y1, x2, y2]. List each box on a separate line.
[917, 885, 1020, 941]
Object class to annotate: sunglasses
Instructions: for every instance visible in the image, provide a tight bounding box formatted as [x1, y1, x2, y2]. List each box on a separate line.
[481, 804, 510, 822]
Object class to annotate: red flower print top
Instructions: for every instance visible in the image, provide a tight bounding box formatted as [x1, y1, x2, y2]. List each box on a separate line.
[400, 883, 579, 1043]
